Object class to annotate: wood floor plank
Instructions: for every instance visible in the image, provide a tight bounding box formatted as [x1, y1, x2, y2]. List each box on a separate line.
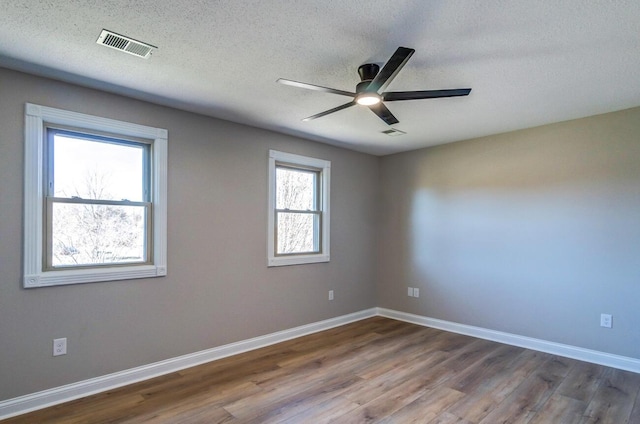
[132, 403, 235, 424]
[252, 332, 380, 390]
[376, 387, 465, 424]
[472, 353, 565, 423]
[285, 333, 387, 369]
[129, 380, 262, 423]
[332, 375, 432, 423]
[439, 338, 504, 373]
[267, 394, 360, 424]
[448, 344, 526, 393]
[428, 411, 475, 424]
[2, 317, 638, 424]
[556, 360, 606, 403]
[353, 327, 446, 380]
[580, 367, 640, 424]
[238, 373, 361, 423]
[628, 384, 640, 423]
[223, 367, 361, 421]
[444, 347, 549, 422]
[528, 394, 587, 424]
[343, 349, 450, 406]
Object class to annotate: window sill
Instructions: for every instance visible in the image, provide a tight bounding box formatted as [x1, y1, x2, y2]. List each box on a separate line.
[268, 254, 330, 267]
[24, 265, 167, 288]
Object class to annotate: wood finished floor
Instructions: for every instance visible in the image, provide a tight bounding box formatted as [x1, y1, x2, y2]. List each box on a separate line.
[3, 317, 640, 424]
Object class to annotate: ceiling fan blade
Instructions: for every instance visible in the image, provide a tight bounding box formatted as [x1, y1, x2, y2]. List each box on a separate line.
[368, 103, 399, 125]
[277, 78, 356, 97]
[366, 47, 415, 93]
[383, 88, 472, 101]
[302, 101, 356, 121]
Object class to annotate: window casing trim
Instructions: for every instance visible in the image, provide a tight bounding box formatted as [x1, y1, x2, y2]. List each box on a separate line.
[267, 149, 330, 267]
[23, 103, 168, 288]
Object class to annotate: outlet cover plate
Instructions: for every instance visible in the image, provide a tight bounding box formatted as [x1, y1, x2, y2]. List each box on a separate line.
[53, 338, 67, 356]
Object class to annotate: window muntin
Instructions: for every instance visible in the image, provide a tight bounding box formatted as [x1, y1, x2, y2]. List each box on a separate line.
[46, 129, 152, 269]
[23, 103, 167, 288]
[268, 150, 330, 267]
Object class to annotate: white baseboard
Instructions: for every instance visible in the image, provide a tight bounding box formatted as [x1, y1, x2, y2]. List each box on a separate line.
[3, 307, 639, 420]
[377, 307, 640, 374]
[0, 308, 377, 420]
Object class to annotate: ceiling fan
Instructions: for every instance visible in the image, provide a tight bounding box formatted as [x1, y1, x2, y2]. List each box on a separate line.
[277, 47, 471, 126]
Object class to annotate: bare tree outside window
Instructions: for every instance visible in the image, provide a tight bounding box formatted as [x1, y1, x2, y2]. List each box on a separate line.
[275, 167, 320, 254]
[51, 170, 146, 266]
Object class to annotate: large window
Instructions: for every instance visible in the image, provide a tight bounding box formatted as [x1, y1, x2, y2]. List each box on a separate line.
[268, 150, 330, 266]
[23, 103, 167, 287]
[46, 129, 150, 268]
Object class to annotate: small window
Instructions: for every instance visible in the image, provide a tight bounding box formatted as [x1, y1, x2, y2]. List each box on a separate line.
[268, 150, 330, 266]
[23, 104, 167, 287]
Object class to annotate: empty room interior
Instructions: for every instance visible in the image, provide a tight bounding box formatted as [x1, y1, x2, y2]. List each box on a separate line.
[1, 1, 640, 423]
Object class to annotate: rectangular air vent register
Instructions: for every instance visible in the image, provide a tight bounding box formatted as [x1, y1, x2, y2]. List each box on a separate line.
[96, 30, 156, 59]
[381, 128, 406, 136]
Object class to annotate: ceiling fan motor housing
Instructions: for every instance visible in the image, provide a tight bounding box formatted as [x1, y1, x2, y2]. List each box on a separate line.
[357, 64, 380, 92]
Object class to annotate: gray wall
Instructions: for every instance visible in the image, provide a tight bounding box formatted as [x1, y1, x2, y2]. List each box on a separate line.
[0, 68, 379, 401]
[378, 107, 640, 359]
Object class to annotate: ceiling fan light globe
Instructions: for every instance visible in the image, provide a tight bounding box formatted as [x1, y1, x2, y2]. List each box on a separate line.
[356, 94, 381, 106]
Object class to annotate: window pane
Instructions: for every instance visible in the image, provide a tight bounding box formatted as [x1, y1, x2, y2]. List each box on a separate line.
[277, 212, 319, 254]
[52, 132, 146, 201]
[51, 203, 146, 267]
[276, 167, 317, 210]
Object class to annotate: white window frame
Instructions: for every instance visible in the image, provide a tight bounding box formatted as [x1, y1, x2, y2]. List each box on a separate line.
[23, 103, 168, 288]
[268, 150, 330, 267]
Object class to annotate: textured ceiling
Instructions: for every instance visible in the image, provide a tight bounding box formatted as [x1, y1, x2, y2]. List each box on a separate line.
[1, 1, 639, 155]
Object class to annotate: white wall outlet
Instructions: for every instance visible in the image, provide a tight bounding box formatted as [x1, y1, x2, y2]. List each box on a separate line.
[328, 290, 334, 301]
[414, 288, 419, 298]
[408, 287, 414, 297]
[53, 338, 67, 356]
[600, 313, 612, 328]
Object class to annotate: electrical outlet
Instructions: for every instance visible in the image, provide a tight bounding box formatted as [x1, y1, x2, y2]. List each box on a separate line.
[408, 287, 414, 297]
[328, 290, 334, 301]
[600, 313, 612, 328]
[414, 288, 419, 298]
[53, 338, 67, 356]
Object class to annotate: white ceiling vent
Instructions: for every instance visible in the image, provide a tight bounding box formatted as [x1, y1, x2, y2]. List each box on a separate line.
[381, 129, 406, 136]
[96, 30, 156, 59]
